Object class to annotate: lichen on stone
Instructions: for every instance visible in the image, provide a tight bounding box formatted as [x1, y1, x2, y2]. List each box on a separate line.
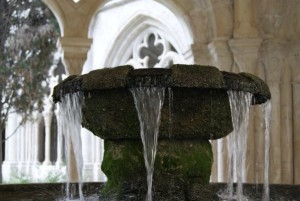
[100, 139, 213, 200]
[171, 64, 225, 88]
[82, 65, 134, 91]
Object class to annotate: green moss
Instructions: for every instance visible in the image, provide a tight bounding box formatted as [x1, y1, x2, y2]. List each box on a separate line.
[101, 140, 146, 198]
[154, 139, 213, 186]
[100, 139, 213, 200]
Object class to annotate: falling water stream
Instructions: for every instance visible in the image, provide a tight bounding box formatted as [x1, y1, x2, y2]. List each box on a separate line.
[263, 101, 271, 201]
[229, 90, 252, 201]
[130, 86, 165, 201]
[59, 92, 85, 201]
[218, 91, 271, 201]
[219, 91, 252, 201]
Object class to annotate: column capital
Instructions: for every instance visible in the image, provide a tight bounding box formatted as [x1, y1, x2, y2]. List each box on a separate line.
[42, 110, 53, 127]
[229, 38, 262, 74]
[229, 38, 262, 54]
[32, 111, 43, 125]
[58, 37, 93, 75]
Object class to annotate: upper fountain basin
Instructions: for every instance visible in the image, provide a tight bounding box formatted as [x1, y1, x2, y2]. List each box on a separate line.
[52, 64, 271, 140]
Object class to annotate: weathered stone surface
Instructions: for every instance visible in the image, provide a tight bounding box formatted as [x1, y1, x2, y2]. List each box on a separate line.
[222, 71, 271, 104]
[53, 64, 271, 106]
[82, 87, 233, 140]
[101, 139, 212, 201]
[52, 75, 79, 102]
[171, 64, 225, 88]
[82, 65, 133, 90]
[127, 68, 171, 87]
[81, 88, 140, 140]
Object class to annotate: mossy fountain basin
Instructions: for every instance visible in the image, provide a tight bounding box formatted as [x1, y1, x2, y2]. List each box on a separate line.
[53, 64, 271, 200]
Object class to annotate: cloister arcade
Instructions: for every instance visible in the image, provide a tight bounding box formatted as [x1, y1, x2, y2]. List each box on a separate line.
[3, 0, 300, 185]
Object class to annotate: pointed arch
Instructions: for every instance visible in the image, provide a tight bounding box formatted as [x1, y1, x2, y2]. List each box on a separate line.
[103, 12, 194, 67]
[87, 1, 194, 68]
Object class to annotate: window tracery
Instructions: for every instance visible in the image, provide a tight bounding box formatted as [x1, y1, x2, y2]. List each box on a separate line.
[126, 30, 181, 68]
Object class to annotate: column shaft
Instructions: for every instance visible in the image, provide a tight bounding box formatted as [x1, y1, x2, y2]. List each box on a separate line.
[43, 110, 53, 165]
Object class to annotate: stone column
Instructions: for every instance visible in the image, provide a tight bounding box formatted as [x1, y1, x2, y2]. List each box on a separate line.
[94, 137, 105, 181]
[81, 128, 92, 164]
[4, 111, 18, 164]
[43, 98, 53, 165]
[55, 106, 63, 167]
[18, 116, 25, 164]
[292, 83, 300, 184]
[233, 0, 259, 38]
[25, 122, 30, 163]
[290, 42, 300, 184]
[3, 111, 19, 181]
[15, 116, 22, 163]
[216, 139, 227, 182]
[210, 140, 218, 182]
[280, 65, 293, 184]
[32, 111, 42, 164]
[81, 128, 94, 180]
[58, 36, 92, 182]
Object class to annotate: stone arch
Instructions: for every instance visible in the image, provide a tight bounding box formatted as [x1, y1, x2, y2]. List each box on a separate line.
[88, 0, 195, 68]
[104, 13, 194, 67]
[162, 0, 233, 43]
[43, 0, 106, 37]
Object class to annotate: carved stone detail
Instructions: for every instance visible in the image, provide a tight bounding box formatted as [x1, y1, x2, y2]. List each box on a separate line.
[58, 37, 92, 75]
[126, 29, 182, 68]
[229, 38, 262, 74]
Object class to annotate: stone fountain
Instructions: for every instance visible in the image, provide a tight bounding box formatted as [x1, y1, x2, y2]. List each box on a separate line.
[52, 64, 271, 201]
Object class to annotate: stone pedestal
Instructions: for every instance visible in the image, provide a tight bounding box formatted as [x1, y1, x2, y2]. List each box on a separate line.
[101, 139, 212, 200]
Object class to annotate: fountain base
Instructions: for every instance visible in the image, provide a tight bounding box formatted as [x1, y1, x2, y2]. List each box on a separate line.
[101, 139, 212, 200]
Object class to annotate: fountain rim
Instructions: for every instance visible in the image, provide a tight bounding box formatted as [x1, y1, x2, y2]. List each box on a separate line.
[52, 64, 271, 105]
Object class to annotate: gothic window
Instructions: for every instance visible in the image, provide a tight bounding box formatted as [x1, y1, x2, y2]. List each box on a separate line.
[126, 30, 181, 69]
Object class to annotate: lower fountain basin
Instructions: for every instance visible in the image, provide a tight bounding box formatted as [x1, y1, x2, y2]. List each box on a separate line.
[1, 183, 299, 201]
